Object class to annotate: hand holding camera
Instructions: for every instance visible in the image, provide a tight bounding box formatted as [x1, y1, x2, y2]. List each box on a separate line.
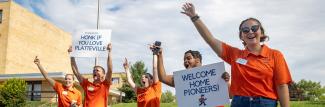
[150, 41, 161, 55]
[70, 100, 78, 107]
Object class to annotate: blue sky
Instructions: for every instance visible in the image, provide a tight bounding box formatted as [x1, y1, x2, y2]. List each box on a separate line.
[14, 0, 325, 93]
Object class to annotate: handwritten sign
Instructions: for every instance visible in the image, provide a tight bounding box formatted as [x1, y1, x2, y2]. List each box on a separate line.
[71, 29, 111, 57]
[173, 62, 229, 107]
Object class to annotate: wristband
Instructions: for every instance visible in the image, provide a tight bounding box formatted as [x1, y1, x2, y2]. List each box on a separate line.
[191, 15, 200, 22]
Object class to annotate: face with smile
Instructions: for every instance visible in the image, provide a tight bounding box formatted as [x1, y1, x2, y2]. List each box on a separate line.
[64, 74, 74, 88]
[240, 19, 264, 46]
[183, 53, 200, 69]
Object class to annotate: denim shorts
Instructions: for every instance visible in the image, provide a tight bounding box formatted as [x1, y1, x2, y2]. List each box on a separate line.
[231, 95, 277, 107]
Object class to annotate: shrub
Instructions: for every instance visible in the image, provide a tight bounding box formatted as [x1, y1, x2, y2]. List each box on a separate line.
[161, 90, 175, 103]
[0, 78, 27, 107]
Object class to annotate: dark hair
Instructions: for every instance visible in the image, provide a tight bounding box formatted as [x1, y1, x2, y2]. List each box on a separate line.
[93, 66, 105, 74]
[184, 50, 202, 63]
[144, 73, 153, 80]
[65, 74, 75, 80]
[239, 17, 269, 46]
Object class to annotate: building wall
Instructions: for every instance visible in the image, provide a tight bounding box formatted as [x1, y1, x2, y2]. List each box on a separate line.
[41, 80, 57, 102]
[0, 0, 72, 74]
[111, 72, 126, 89]
[0, 1, 10, 73]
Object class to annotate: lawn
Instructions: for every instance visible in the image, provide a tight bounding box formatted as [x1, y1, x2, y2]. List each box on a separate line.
[112, 103, 177, 107]
[26, 101, 325, 107]
[111, 101, 325, 107]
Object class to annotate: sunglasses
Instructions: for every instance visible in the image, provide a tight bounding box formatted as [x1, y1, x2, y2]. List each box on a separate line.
[93, 69, 99, 72]
[241, 25, 260, 34]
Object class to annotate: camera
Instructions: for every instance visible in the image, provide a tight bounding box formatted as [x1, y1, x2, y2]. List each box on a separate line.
[70, 100, 77, 107]
[152, 41, 161, 54]
[154, 41, 161, 47]
[70, 103, 77, 107]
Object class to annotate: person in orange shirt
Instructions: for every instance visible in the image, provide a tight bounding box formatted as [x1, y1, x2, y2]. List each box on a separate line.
[69, 43, 113, 107]
[122, 44, 162, 107]
[34, 56, 82, 107]
[181, 2, 292, 107]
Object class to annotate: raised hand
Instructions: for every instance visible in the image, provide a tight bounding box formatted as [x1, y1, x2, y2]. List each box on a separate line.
[181, 2, 197, 18]
[123, 58, 129, 70]
[149, 44, 158, 53]
[107, 43, 112, 52]
[34, 56, 40, 65]
[68, 46, 72, 53]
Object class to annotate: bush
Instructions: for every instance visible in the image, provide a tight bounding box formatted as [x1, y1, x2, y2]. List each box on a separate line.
[161, 90, 175, 103]
[296, 79, 325, 100]
[118, 83, 136, 103]
[0, 78, 27, 107]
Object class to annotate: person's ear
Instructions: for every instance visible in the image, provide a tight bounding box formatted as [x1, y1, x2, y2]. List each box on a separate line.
[195, 58, 200, 64]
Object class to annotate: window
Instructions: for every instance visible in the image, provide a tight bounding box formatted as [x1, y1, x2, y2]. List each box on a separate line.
[112, 77, 120, 84]
[0, 10, 2, 24]
[26, 81, 42, 101]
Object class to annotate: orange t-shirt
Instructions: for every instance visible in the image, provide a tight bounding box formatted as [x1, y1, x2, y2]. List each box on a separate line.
[53, 81, 82, 107]
[137, 82, 162, 107]
[221, 43, 292, 99]
[81, 78, 110, 107]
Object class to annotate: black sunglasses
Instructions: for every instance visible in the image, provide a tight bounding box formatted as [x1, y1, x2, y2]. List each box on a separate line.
[93, 69, 99, 72]
[241, 25, 260, 34]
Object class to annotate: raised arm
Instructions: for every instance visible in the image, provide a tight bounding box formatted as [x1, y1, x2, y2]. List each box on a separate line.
[157, 48, 175, 87]
[68, 47, 85, 83]
[152, 54, 159, 83]
[181, 3, 223, 57]
[105, 43, 113, 84]
[123, 58, 137, 91]
[149, 45, 160, 83]
[34, 56, 55, 86]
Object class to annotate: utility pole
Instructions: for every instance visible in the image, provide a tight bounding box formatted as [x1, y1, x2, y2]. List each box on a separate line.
[95, 0, 100, 66]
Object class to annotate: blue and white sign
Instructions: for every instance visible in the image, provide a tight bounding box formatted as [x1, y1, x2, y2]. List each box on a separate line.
[71, 29, 111, 57]
[173, 62, 229, 107]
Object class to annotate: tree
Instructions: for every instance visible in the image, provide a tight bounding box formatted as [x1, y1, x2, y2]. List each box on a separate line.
[0, 78, 27, 107]
[296, 79, 325, 101]
[161, 90, 175, 103]
[118, 61, 148, 103]
[130, 61, 148, 87]
[118, 82, 136, 103]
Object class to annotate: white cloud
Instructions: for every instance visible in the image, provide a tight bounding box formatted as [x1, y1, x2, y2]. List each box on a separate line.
[15, 0, 325, 94]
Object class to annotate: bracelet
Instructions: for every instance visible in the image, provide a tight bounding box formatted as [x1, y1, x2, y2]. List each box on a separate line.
[191, 15, 200, 22]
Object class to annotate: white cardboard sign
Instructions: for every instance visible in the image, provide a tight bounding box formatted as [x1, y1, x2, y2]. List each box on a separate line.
[71, 29, 111, 57]
[173, 62, 229, 107]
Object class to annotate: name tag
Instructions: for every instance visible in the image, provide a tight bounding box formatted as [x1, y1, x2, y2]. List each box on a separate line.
[71, 100, 77, 103]
[236, 58, 247, 65]
[62, 91, 68, 95]
[87, 86, 94, 91]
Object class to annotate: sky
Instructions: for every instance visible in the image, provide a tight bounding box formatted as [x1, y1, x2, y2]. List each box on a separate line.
[14, 0, 325, 94]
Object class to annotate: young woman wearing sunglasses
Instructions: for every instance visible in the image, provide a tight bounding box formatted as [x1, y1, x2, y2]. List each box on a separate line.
[181, 2, 292, 107]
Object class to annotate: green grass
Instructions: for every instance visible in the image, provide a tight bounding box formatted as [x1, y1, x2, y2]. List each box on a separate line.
[26, 101, 325, 107]
[25, 101, 57, 107]
[111, 101, 325, 107]
[112, 103, 178, 107]
[290, 101, 325, 107]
